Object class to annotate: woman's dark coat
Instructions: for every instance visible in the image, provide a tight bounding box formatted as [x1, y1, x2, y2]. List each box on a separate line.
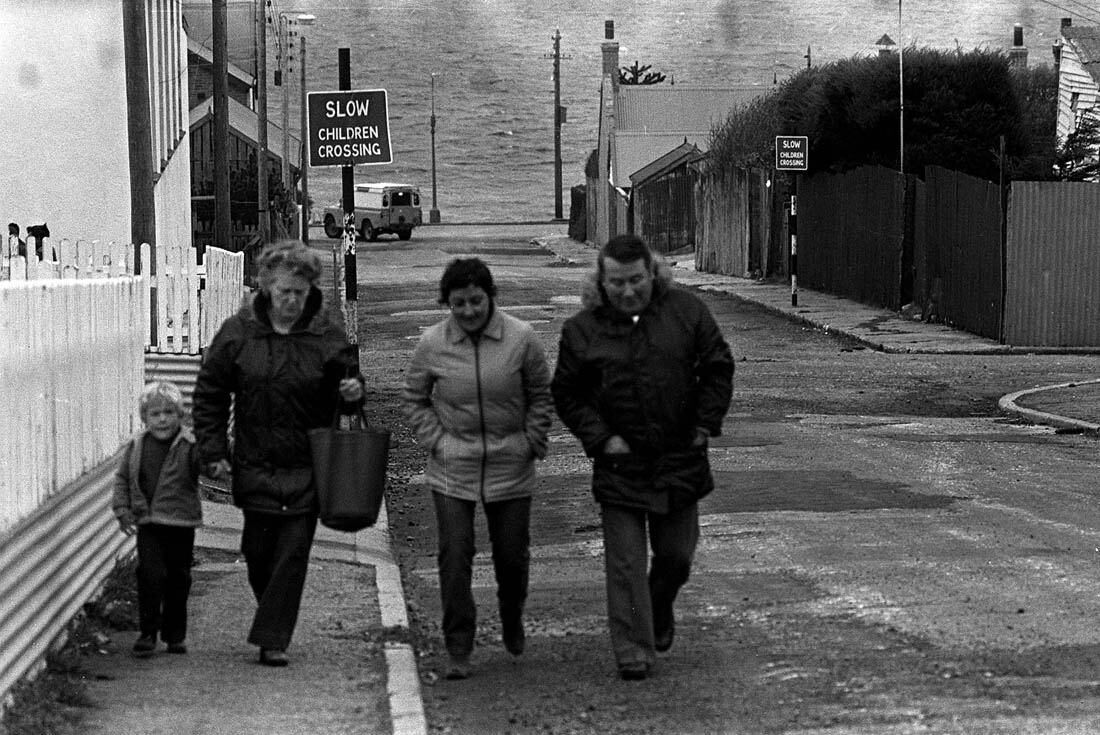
[551, 264, 734, 513]
[192, 287, 359, 515]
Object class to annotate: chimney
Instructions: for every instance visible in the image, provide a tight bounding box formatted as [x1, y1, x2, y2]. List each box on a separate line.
[1008, 23, 1028, 68]
[601, 19, 620, 91]
[1053, 18, 1071, 70]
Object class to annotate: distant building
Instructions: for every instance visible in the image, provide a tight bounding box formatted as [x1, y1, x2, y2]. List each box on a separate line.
[1055, 20, 1100, 148]
[590, 31, 766, 246]
[186, 37, 254, 110]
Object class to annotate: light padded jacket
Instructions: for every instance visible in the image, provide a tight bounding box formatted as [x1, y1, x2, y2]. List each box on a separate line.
[403, 309, 552, 502]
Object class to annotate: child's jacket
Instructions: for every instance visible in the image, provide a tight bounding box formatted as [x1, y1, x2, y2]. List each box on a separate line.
[112, 428, 203, 527]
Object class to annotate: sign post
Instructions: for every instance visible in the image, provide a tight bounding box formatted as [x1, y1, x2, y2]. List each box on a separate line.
[306, 68, 394, 358]
[775, 136, 808, 307]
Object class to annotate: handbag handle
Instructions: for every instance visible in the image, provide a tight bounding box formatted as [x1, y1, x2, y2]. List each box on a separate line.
[330, 366, 368, 429]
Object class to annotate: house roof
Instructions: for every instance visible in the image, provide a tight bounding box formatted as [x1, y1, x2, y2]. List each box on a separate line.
[629, 140, 703, 185]
[614, 132, 711, 186]
[189, 97, 300, 159]
[186, 38, 254, 87]
[615, 85, 767, 132]
[1063, 25, 1100, 86]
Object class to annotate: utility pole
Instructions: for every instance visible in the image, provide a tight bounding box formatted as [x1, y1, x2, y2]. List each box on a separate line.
[429, 73, 440, 223]
[122, 0, 156, 262]
[339, 48, 358, 355]
[553, 29, 564, 221]
[256, 2, 270, 244]
[212, 0, 231, 251]
[300, 34, 309, 244]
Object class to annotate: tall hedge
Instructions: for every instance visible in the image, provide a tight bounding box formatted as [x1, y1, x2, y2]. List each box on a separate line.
[708, 48, 1057, 181]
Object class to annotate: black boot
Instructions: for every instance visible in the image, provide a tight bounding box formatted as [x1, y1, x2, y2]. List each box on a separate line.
[501, 608, 525, 656]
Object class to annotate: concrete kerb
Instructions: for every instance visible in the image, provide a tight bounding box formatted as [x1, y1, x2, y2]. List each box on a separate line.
[356, 504, 427, 735]
[998, 379, 1100, 434]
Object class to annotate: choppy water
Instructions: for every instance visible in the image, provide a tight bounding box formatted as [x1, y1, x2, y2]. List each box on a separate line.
[198, 0, 1095, 222]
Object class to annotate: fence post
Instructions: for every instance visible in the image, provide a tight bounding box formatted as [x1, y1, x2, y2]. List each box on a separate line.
[790, 175, 798, 307]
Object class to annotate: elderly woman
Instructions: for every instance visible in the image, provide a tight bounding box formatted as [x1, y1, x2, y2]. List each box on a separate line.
[192, 240, 364, 667]
[402, 258, 553, 680]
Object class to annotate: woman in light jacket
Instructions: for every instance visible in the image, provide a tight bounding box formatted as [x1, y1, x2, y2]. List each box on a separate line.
[402, 257, 553, 680]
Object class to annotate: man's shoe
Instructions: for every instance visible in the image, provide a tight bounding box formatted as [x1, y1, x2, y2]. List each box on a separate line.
[259, 648, 289, 667]
[445, 654, 471, 680]
[502, 616, 525, 656]
[654, 617, 675, 653]
[165, 641, 188, 654]
[618, 662, 650, 681]
[653, 604, 675, 653]
[132, 634, 156, 657]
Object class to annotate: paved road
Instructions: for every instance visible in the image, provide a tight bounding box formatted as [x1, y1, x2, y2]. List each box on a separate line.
[356, 224, 1100, 734]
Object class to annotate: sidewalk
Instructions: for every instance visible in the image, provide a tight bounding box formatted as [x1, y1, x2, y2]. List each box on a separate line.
[80, 501, 426, 735]
[541, 235, 1100, 432]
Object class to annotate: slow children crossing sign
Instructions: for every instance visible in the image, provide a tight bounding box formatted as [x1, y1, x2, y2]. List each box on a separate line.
[307, 89, 393, 167]
[775, 135, 808, 171]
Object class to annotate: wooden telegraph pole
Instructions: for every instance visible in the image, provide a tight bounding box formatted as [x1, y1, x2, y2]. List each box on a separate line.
[122, 0, 156, 260]
[256, 2, 270, 244]
[339, 48, 358, 356]
[553, 29, 563, 220]
[212, 0, 231, 250]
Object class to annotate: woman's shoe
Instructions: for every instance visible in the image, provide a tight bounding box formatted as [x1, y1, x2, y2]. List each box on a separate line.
[502, 616, 525, 656]
[165, 640, 188, 654]
[132, 634, 157, 657]
[445, 654, 470, 680]
[618, 662, 650, 681]
[259, 648, 289, 667]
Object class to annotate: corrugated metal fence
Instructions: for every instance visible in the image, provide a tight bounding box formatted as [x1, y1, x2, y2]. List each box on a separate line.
[799, 166, 908, 311]
[919, 166, 1004, 340]
[1005, 181, 1100, 346]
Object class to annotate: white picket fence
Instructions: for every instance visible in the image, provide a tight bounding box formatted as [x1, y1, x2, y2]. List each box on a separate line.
[2, 235, 245, 354]
[0, 278, 147, 532]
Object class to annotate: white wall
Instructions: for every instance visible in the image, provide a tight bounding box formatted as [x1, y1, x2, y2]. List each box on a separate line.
[0, 1, 132, 244]
[1057, 42, 1100, 144]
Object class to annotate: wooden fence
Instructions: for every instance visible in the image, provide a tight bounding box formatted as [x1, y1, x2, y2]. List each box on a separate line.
[0, 278, 146, 532]
[0, 277, 146, 702]
[2, 236, 245, 354]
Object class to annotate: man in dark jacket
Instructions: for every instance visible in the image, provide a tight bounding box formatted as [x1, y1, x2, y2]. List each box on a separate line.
[552, 234, 733, 680]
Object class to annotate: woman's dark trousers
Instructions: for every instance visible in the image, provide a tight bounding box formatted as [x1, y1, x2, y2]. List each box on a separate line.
[136, 524, 195, 645]
[432, 492, 531, 657]
[240, 511, 317, 650]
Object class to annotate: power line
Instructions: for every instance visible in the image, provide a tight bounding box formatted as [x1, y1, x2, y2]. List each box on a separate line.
[1032, 0, 1100, 24]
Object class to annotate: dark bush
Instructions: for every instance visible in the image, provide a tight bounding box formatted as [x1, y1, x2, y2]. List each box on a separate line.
[709, 47, 1059, 182]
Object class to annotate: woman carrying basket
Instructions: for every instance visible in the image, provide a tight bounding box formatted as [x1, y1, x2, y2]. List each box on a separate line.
[193, 240, 364, 667]
[402, 258, 553, 680]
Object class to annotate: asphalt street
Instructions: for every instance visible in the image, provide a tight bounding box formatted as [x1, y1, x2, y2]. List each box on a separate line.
[354, 223, 1100, 735]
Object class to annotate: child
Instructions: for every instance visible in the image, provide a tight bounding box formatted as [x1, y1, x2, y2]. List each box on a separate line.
[112, 381, 202, 657]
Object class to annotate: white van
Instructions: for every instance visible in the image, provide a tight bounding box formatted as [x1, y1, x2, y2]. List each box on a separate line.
[322, 183, 423, 241]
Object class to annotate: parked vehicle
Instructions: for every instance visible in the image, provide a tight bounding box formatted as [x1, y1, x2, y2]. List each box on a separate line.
[322, 183, 423, 242]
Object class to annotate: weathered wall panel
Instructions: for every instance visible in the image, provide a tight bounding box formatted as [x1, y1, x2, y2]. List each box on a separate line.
[1005, 181, 1100, 346]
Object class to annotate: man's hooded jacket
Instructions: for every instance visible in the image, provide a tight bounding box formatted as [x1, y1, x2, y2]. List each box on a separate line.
[551, 260, 734, 513]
